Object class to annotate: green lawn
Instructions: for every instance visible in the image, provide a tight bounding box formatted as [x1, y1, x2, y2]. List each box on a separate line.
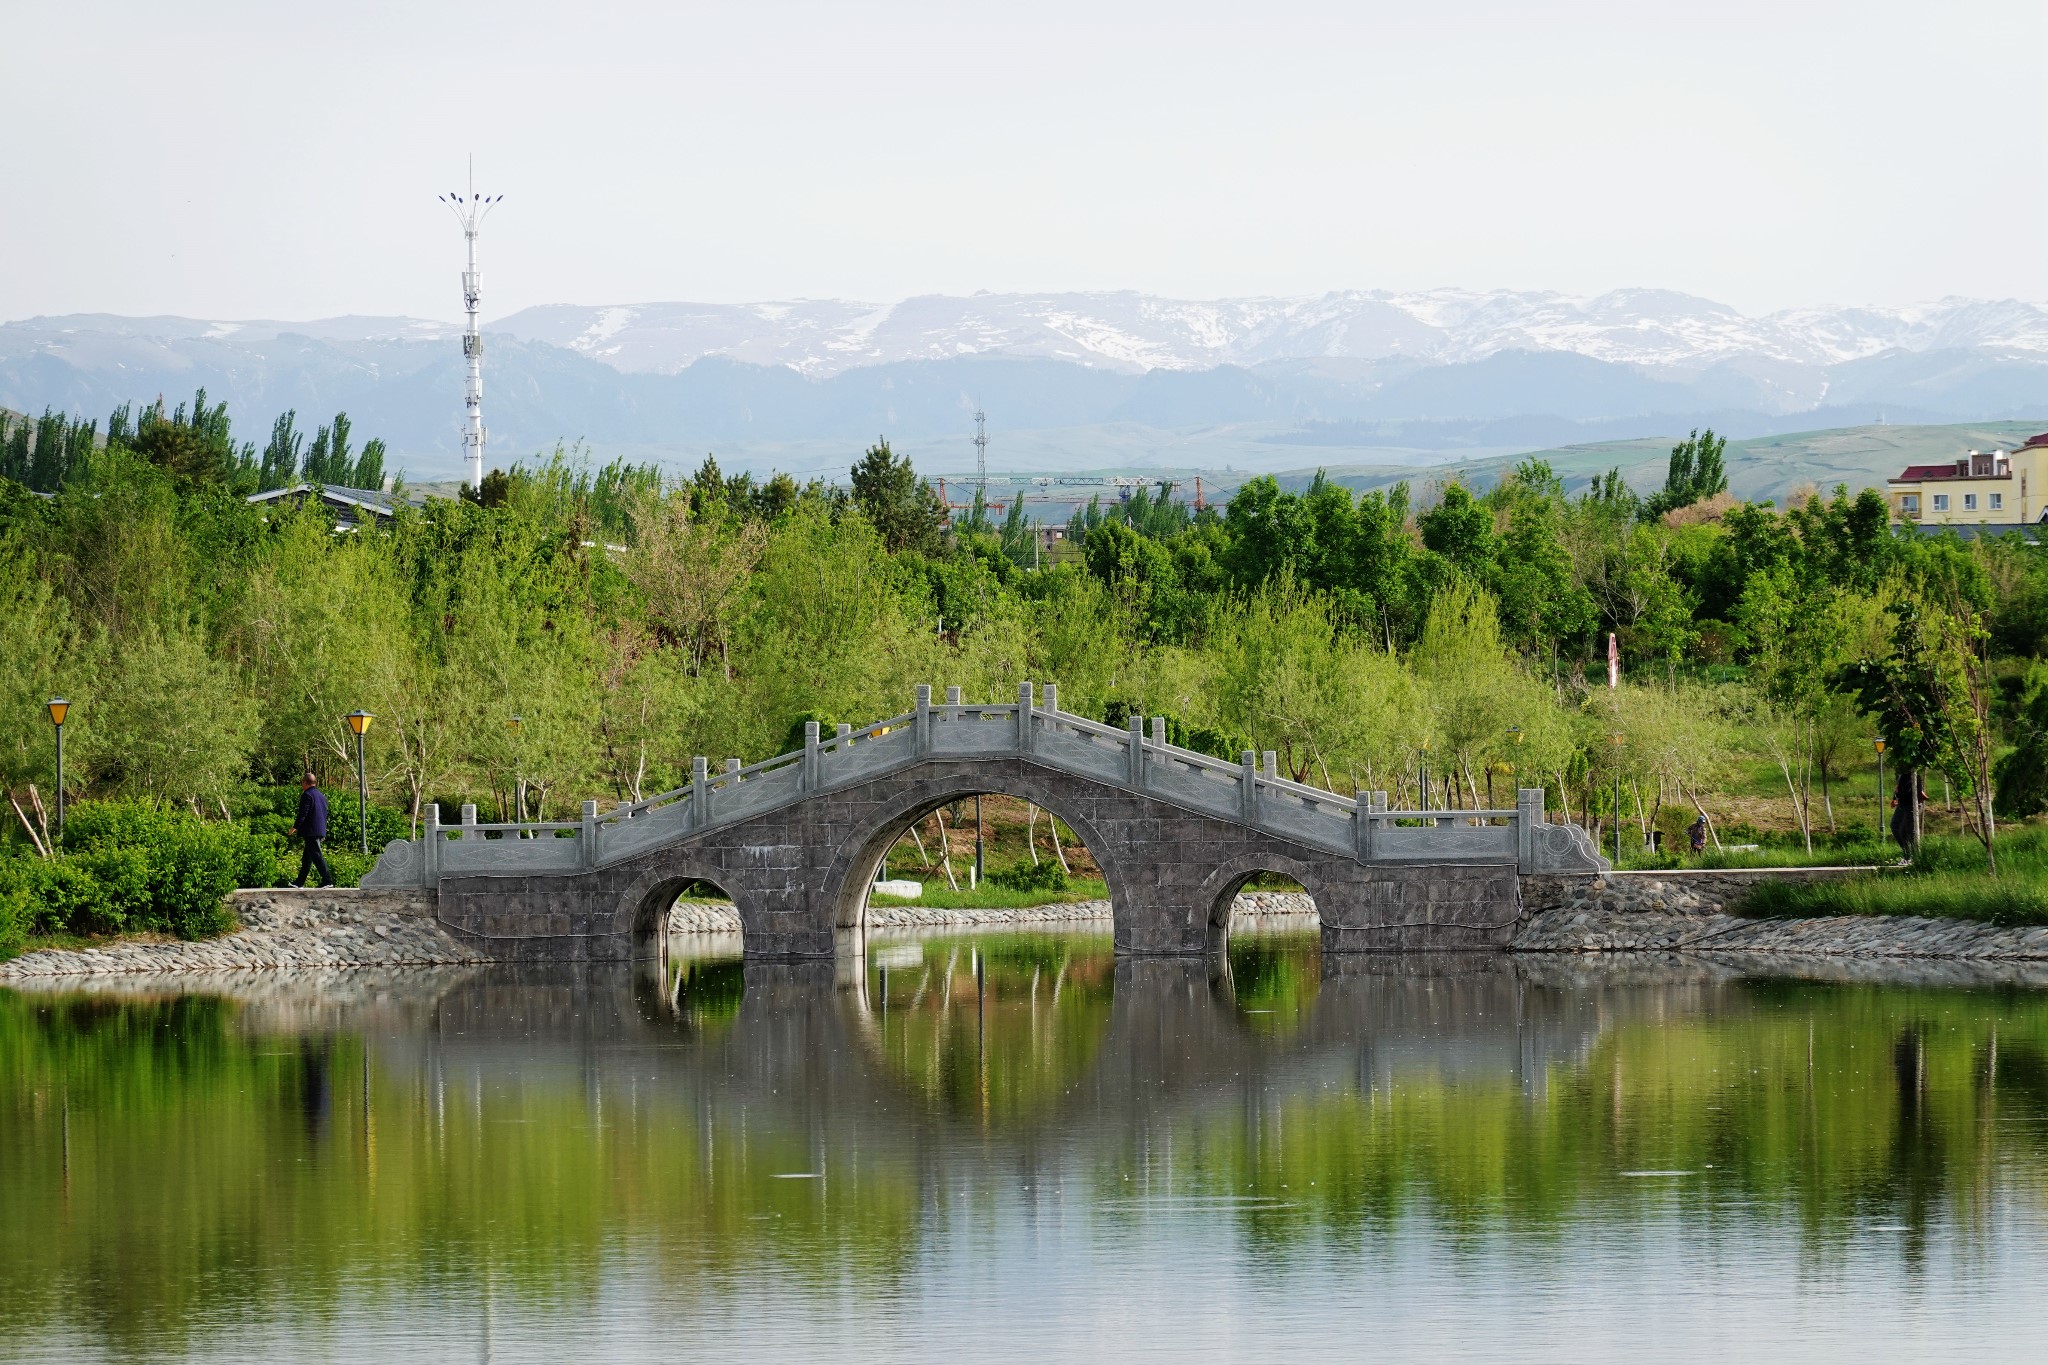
[869, 877, 1110, 911]
[1734, 828, 2048, 926]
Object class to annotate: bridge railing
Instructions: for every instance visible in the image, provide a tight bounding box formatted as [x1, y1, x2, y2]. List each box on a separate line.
[362, 681, 1608, 888]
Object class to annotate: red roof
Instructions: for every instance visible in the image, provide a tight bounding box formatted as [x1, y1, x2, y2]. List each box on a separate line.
[2022, 432, 2048, 451]
[1895, 464, 1961, 482]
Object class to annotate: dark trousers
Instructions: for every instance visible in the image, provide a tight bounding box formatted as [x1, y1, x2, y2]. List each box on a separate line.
[296, 836, 333, 887]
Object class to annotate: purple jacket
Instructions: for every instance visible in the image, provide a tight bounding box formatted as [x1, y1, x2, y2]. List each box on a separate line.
[296, 787, 329, 840]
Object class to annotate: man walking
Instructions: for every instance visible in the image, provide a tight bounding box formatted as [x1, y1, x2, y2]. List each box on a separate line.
[289, 771, 334, 888]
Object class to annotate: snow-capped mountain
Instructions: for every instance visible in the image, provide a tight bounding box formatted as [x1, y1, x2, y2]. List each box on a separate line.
[7, 289, 2048, 483]
[491, 290, 2048, 378]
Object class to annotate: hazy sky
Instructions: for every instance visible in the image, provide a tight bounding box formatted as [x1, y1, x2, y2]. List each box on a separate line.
[4, 0, 2042, 324]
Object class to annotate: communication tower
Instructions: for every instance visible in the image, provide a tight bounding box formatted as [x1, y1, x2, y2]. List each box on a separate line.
[973, 408, 988, 493]
[438, 163, 502, 491]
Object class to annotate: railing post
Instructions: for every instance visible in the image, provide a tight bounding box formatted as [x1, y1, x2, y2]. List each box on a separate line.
[1018, 681, 1034, 755]
[725, 757, 741, 778]
[804, 721, 821, 789]
[1355, 790, 1387, 861]
[836, 723, 852, 742]
[1517, 787, 1545, 870]
[1043, 683, 1058, 715]
[914, 685, 931, 756]
[1150, 716, 1166, 747]
[691, 756, 709, 825]
[1241, 750, 1259, 824]
[422, 804, 440, 887]
[459, 803, 478, 841]
[582, 799, 599, 868]
[1127, 714, 1145, 788]
[944, 685, 962, 707]
[1262, 750, 1279, 782]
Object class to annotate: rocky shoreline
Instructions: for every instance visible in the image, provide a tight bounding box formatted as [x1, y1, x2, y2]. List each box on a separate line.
[0, 889, 1320, 980]
[7, 876, 2048, 981]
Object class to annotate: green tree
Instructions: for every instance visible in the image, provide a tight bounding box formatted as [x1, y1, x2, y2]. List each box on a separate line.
[849, 439, 946, 555]
[1644, 428, 1728, 519]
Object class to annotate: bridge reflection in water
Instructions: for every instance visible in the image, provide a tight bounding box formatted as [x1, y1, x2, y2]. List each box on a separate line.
[11, 931, 2048, 1361]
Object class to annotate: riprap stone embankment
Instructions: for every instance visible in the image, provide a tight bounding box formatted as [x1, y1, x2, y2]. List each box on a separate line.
[1514, 868, 2048, 959]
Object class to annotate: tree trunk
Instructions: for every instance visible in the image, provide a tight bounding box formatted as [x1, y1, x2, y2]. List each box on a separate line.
[1891, 767, 1922, 857]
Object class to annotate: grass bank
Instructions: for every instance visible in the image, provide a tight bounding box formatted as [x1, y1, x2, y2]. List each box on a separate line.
[1736, 827, 2048, 926]
[869, 876, 1110, 911]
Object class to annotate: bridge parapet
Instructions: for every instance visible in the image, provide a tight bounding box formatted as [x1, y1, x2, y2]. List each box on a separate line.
[364, 683, 1608, 891]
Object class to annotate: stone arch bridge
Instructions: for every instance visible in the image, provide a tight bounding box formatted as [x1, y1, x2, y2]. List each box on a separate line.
[364, 685, 1606, 960]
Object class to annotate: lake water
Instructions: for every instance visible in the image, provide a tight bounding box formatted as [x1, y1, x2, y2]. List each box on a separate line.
[6, 928, 2048, 1363]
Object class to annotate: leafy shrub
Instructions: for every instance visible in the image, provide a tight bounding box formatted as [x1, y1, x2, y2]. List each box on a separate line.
[989, 859, 1068, 894]
[1, 799, 246, 941]
[323, 793, 410, 859]
[0, 858, 110, 935]
[66, 847, 153, 933]
[0, 886, 26, 960]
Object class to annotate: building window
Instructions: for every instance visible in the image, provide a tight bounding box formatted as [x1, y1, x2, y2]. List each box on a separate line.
[1934, 494, 1950, 511]
[1903, 494, 1920, 512]
[1991, 492, 2004, 510]
[1965, 493, 1978, 510]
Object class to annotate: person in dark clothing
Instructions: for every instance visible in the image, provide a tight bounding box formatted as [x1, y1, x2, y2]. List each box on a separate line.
[289, 772, 334, 888]
[1687, 815, 1708, 856]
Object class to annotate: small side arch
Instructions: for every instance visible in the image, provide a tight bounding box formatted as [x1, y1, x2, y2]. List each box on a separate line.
[614, 862, 743, 958]
[1191, 851, 1328, 952]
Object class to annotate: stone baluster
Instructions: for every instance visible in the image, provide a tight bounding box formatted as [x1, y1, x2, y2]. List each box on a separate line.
[1127, 714, 1146, 788]
[581, 799, 599, 868]
[691, 756, 709, 825]
[1150, 716, 1166, 747]
[1018, 681, 1034, 754]
[836, 723, 852, 741]
[1241, 750, 1259, 824]
[803, 721, 821, 789]
[422, 804, 440, 886]
[725, 757, 741, 779]
[945, 685, 962, 708]
[1263, 751, 1279, 782]
[914, 685, 931, 755]
[1517, 787, 1545, 871]
[460, 803, 478, 841]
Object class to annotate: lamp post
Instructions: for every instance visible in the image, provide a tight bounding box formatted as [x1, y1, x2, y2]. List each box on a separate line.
[1610, 731, 1626, 865]
[46, 699, 67, 848]
[508, 715, 525, 828]
[1874, 737, 1886, 836]
[1418, 738, 1431, 812]
[345, 711, 374, 858]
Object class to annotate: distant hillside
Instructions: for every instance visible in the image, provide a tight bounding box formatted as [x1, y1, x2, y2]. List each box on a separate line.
[5, 299, 2048, 485]
[1287, 421, 2048, 507]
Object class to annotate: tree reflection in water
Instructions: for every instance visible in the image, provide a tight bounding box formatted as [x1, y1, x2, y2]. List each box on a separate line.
[5, 938, 2048, 1357]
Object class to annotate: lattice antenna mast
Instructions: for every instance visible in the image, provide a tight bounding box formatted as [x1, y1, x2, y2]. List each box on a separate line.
[438, 162, 502, 491]
[973, 408, 988, 493]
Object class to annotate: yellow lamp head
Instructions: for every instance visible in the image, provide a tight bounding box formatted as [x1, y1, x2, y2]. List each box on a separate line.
[345, 710, 374, 737]
[47, 699, 68, 727]
[1874, 738, 1886, 755]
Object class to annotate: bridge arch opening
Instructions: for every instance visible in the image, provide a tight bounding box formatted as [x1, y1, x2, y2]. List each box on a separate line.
[628, 872, 743, 960]
[827, 783, 1122, 935]
[1196, 856, 1325, 953]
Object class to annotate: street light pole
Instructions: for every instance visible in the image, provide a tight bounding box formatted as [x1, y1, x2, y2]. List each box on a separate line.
[1610, 732, 1626, 866]
[1874, 737, 1886, 838]
[346, 712, 374, 859]
[46, 699, 68, 850]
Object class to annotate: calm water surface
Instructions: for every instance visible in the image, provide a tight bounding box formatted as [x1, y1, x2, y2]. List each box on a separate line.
[7, 928, 2048, 1362]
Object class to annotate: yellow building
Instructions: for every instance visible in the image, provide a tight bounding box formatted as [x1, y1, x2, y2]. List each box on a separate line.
[1887, 432, 2048, 527]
